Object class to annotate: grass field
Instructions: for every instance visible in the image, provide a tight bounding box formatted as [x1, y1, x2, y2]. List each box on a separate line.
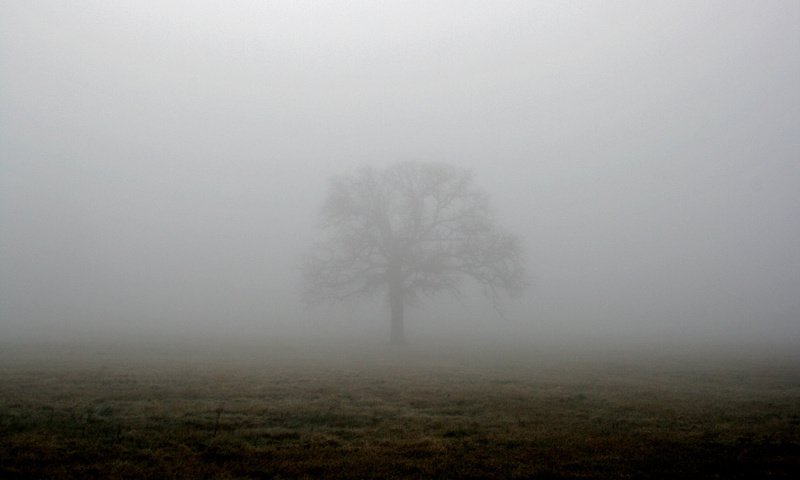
[1, 339, 798, 479]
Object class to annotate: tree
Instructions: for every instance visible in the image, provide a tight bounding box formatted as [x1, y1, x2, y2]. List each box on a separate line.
[302, 161, 526, 344]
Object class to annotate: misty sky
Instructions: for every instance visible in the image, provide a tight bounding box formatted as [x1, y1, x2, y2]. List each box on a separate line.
[1, 1, 798, 344]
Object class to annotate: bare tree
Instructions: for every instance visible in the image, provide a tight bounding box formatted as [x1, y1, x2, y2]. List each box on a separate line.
[303, 161, 526, 344]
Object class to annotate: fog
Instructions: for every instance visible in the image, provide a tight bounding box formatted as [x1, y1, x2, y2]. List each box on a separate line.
[2, 1, 798, 350]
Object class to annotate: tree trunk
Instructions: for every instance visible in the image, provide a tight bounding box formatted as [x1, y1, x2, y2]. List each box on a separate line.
[389, 277, 405, 345]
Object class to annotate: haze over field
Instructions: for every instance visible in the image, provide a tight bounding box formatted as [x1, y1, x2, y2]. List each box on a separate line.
[1, 1, 798, 348]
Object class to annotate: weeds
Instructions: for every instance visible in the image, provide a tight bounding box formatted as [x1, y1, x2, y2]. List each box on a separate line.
[0, 342, 798, 478]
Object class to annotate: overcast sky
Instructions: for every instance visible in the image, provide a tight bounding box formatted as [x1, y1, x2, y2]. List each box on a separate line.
[1, 1, 798, 345]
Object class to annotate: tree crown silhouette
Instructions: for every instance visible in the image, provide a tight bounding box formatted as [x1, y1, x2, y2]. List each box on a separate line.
[303, 161, 526, 343]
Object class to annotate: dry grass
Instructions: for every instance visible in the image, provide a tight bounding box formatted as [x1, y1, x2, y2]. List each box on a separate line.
[1, 340, 798, 478]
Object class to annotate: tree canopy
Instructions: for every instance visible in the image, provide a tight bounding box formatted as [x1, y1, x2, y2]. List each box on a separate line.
[303, 161, 526, 343]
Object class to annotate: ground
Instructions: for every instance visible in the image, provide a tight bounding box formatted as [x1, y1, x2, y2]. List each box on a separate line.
[1, 339, 798, 478]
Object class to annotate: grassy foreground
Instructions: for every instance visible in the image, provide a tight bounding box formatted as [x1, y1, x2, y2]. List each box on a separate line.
[1, 340, 798, 479]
